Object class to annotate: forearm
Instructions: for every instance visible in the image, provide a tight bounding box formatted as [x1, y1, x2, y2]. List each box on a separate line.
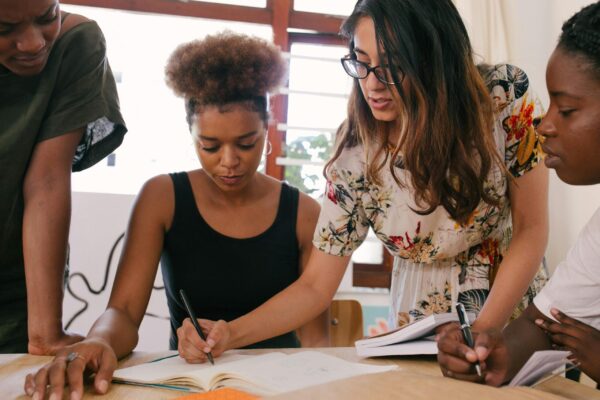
[229, 279, 333, 349]
[23, 178, 71, 344]
[87, 308, 140, 358]
[297, 308, 331, 347]
[475, 227, 547, 331]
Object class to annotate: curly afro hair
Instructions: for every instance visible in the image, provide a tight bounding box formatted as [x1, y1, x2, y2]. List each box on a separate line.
[165, 31, 287, 126]
[559, 1, 600, 77]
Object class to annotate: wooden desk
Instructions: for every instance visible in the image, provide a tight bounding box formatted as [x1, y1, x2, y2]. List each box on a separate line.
[1, 348, 598, 399]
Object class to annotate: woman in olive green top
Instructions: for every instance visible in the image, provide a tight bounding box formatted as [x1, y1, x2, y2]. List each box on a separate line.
[0, 0, 126, 353]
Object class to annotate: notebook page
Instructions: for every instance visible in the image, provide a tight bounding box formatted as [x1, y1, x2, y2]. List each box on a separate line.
[113, 352, 253, 387]
[221, 351, 398, 395]
[508, 350, 570, 387]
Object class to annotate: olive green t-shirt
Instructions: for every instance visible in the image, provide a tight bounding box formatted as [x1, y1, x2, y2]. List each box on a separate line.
[0, 20, 126, 352]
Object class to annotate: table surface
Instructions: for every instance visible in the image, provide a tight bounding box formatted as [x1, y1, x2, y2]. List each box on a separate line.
[1, 347, 598, 399]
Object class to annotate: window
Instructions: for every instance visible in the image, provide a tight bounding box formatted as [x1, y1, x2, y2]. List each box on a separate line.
[293, 1, 355, 16]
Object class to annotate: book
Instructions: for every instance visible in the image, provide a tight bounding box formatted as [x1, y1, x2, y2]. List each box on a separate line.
[174, 388, 259, 399]
[112, 350, 397, 396]
[355, 312, 469, 356]
[356, 337, 438, 357]
[508, 350, 571, 387]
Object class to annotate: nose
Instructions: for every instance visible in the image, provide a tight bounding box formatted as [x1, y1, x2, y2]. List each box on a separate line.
[365, 69, 386, 91]
[220, 145, 240, 169]
[16, 25, 46, 53]
[536, 111, 557, 140]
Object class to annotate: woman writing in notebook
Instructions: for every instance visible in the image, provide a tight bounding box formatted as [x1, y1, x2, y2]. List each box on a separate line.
[175, 0, 548, 360]
[24, 32, 328, 400]
[438, 1, 600, 386]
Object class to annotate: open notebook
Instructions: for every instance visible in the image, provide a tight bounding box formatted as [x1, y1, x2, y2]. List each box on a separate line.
[112, 351, 397, 396]
[355, 312, 472, 357]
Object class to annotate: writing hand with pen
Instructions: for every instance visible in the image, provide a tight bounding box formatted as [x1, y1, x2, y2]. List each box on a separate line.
[177, 289, 230, 364]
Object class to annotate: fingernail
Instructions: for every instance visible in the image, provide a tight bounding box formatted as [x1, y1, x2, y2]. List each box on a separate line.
[32, 392, 40, 400]
[25, 387, 33, 396]
[551, 308, 559, 315]
[49, 393, 58, 400]
[70, 392, 81, 400]
[98, 379, 108, 393]
[535, 319, 543, 325]
[207, 339, 215, 347]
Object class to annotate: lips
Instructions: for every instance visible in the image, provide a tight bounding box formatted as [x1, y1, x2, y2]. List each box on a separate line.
[368, 96, 393, 111]
[12, 49, 48, 68]
[541, 145, 561, 168]
[218, 175, 243, 185]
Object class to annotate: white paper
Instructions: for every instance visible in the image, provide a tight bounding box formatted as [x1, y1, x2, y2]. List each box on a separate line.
[508, 350, 570, 387]
[356, 339, 438, 357]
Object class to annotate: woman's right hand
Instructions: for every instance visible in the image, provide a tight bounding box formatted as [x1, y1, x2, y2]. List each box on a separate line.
[177, 318, 231, 363]
[437, 326, 511, 386]
[24, 337, 117, 400]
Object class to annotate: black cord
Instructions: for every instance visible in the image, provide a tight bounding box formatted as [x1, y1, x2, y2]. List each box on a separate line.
[65, 233, 168, 330]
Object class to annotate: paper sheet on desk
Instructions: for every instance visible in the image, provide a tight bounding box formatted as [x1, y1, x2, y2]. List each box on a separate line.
[508, 350, 570, 387]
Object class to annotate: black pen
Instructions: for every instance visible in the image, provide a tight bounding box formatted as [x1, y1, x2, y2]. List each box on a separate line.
[455, 302, 482, 377]
[179, 289, 215, 365]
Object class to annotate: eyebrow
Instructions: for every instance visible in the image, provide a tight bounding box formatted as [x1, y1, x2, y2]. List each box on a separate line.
[549, 90, 582, 100]
[0, 3, 57, 25]
[352, 47, 388, 61]
[198, 130, 259, 141]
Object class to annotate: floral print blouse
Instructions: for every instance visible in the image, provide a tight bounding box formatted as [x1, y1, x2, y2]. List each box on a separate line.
[314, 64, 548, 328]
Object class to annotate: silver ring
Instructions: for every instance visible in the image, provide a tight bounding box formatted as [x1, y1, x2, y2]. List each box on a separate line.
[66, 351, 85, 363]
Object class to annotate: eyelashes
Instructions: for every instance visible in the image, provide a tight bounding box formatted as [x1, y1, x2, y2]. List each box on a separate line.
[200, 143, 257, 153]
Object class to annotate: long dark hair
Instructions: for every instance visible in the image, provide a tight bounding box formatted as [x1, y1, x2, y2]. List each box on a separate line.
[326, 0, 502, 224]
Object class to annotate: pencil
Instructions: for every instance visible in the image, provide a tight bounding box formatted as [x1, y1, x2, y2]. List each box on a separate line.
[179, 289, 215, 365]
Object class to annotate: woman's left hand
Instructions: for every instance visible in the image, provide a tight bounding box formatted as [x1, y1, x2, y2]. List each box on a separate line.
[536, 308, 600, 383]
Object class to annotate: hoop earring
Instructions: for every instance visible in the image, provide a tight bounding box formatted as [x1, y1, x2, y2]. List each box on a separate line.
[265, 140, 273, 155]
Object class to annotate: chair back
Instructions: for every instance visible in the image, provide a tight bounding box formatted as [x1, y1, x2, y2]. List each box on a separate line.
[329, 299, 364, 347]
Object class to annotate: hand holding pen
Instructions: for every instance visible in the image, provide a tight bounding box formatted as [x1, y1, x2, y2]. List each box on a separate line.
[179, 289, 215, 365]
[455, 302, 482, 377]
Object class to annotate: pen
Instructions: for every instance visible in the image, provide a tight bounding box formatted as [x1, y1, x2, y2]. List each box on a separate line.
[455, 302, 482, 377]
[179, 289, 215, 365]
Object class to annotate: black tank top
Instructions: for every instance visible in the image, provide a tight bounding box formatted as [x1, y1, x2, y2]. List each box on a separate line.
[161, 172, 301, 349]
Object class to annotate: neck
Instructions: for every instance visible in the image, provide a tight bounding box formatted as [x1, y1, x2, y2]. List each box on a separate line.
[203, 171, 266, 208]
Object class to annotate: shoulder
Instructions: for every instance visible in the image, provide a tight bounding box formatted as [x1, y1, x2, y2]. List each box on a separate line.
[137, 174, 174, 204]
[481, 63, 531, 109]
[326, 145, 365, 178]
[134, 174, 175, 228]
[297, 190, 320, 220]
[53, 15, 107, 63]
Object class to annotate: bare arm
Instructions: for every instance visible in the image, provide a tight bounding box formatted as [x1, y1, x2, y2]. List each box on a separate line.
[24, 175, 173, 400]
[473, 164, 549, 331]
[295, 192, 330, 347]
[87, 175, 173, 357]
[23, 129, 84, 355]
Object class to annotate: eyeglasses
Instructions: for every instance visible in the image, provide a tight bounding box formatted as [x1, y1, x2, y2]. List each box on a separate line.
[340, 55, 400, 85]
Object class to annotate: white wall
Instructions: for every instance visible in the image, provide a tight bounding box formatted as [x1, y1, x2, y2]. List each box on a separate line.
[66, 192, 171, 350]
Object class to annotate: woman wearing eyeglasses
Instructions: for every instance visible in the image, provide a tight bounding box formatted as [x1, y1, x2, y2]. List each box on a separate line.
[173, 0, 549, 361]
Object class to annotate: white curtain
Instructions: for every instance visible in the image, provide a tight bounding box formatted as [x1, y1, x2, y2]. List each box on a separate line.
[453, 0, 509, 65]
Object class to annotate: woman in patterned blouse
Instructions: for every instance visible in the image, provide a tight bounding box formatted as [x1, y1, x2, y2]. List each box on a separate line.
[178, 0, 550, 360]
